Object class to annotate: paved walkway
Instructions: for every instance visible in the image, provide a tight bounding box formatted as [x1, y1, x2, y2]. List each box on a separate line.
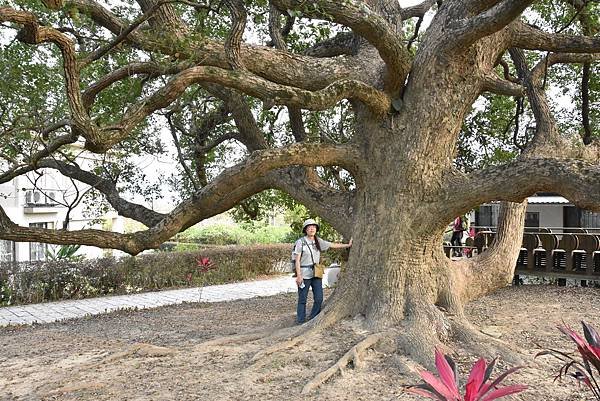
[0, 275, 299, 327]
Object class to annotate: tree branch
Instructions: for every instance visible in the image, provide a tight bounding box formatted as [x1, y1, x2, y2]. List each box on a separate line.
[109, 66, 389, 151]
[36, 159, 166, 226]
[400, 0, 437, 19]
[0, 132, 79, 184]
[450, 154, 600, 214]
[303, 32, 356, 58]
[509, 48, 559, 145]
[80, 0, 180, 66]
[223, 0, 246, 69]
[446, 0, 533, 49]
[57, 1, 367, 92]
[460, 200, 527, 303]
[481, 72, 525, 96]
[511, 21, 600, 53]
[0, 205, 144, 254]
[271, 0, 411, 92]
[267, 6, 307, 144]
[203, 84, 269, 151]
[265, 168, 355, 237]
[82, 62, 188, 109]
[0, 143, 360, 253]
[0, 6, 105, 149]
[531, 53, 600, 80]
[166, 113, 200, 191]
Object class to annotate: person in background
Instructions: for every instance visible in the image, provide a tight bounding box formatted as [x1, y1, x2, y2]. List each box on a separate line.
[293, 219, 352, 324]
[451, 215, 467, 257]
[464, 221, 476, 258]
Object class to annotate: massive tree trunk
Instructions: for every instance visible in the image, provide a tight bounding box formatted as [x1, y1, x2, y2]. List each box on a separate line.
[315, 105, 527, 362]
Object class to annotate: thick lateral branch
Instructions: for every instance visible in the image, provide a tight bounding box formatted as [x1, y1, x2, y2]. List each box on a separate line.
[531, 52, 600, 81]
[109, 66, 389, 150]
[265, 168, 355, 237]
[401, 0, 437, 19]
[454, 157, 600, 213]
[0, 144, 359, 254]
[447, 0, 533, 49]
[459, 201, 527, 303]
[36, 159, 165, 227]
[481, 73, 525, 96]
[0, 206, 140, 252]
[271, 0, 410, 92]
[65, 0, 132, 37]
[82, 62, 189, 109]
[157, 142, 359, 231]
[0, 132, 79, 184]
[511, 21, 600, 53]
[0, 6, 103, 148]
[66, 0, 364, 90]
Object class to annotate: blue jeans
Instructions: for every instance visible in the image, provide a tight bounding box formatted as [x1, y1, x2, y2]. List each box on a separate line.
[297, 277, 323, 323]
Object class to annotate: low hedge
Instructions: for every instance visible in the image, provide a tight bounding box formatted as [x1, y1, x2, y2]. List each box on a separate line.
[0, 244, 291, 306]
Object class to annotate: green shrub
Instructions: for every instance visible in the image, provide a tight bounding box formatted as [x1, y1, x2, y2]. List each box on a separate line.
[0, 244, 290, 306]
[178, 224, 252, 245]
[176, 223, 292, 245]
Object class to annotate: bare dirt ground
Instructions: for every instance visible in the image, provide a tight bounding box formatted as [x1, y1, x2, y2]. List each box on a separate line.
[2, 284, 600, 401]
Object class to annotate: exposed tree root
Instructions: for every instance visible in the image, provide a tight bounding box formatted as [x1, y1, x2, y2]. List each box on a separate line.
[301, 331, 388, 394]
[197, 320, 308, 352]
[195, 331, 270, 349]
[449, 316, 525, 365]
[250, 327, 308, 363]
[250, 309, 344, 363]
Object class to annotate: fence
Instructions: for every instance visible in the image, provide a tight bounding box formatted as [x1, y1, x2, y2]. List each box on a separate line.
[446, 228, 600, 281]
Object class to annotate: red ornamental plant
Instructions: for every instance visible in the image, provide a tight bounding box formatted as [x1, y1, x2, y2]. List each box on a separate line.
[407, 350, 527, 401]
[186, 256, 217, 286]
[196, 256, 216, 273]
[538, 321, 600, 400]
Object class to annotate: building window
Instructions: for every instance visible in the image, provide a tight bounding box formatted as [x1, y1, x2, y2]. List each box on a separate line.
[29, 222, 48, 261]
[477, 204, 500, 228]
[525, 212, 540, 228]
[0, 240, 15, 262]
[582, 211, 600, 229]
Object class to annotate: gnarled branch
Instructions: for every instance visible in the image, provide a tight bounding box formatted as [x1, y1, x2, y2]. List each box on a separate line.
[511, 21, 600, 53]
[401, 0, 437, 19]
[0, 143, 360, 254]
[446, 1, 533, 50]
[82, 62, 188, 109]
[0, 7, 95, 143]
[271, 0, 411, 92]
[509, 48, 559, 145]
[481, 73, 525, 96]
[450, 155, 600, 215]
[109, 66, 389, 151]
[223, 0, 246, 69]
[36, 159, 165, 226]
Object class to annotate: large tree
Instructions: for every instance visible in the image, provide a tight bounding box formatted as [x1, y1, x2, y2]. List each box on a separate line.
[1, 0, 599, 389]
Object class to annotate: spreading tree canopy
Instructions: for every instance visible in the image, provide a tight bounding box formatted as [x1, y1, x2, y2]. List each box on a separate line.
[1, 0, 600, 378]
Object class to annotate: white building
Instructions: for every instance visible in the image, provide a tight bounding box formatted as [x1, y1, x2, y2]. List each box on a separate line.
[0, 152, 126, 262]
[477, 193, 600, 231]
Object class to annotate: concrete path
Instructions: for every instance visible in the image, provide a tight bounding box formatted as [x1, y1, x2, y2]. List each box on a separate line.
[0, 275, 299, 327]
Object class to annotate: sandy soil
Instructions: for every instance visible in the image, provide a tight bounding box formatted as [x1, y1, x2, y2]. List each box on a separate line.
[2, 284, 600, 401]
